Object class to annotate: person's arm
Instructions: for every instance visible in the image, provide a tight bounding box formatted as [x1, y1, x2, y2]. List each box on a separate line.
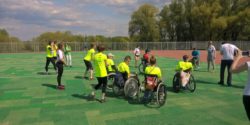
[90, 50, 95, 61]
[230, 50, 247, 73]
[112, 65, 117, 72]
[213, 46, 216, 58]
[220, 46, 223, 55]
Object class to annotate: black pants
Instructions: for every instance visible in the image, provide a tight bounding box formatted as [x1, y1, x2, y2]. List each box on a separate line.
[56, 62, 64, 86]
[95, 77, 107, 93]
[45, 57, 57, 72]
[243, 95, 250, 120]
[220, 60, 233, 85]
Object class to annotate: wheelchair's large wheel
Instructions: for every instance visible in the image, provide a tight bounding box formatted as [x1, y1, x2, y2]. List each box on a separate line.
[172, 73, 180, 93]
[156, 83, 167, 106]
[187, 74, 196, 92]
[112, 81, 123, 96]
[124, 77, 139, 98]
[138, 63, 144, 74]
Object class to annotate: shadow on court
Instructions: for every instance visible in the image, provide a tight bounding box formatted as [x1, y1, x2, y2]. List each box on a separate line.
[37, 72, 56, 75]
[71, 93, 100, 102]
[74, 76, 84, 79]
[42, 83, 57, 89]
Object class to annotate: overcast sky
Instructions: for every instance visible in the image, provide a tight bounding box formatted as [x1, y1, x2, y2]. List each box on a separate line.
[0, 0, 170, 40]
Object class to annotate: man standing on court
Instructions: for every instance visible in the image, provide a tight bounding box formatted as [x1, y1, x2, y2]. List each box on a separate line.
[207, 41, 216, 72]
[218, 42, 239, 86]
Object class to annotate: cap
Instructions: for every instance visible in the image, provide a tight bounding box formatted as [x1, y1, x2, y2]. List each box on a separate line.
[108, 53, 114, 57]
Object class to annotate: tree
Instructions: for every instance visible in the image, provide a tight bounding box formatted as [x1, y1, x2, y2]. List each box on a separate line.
[129, 4, 160, 42]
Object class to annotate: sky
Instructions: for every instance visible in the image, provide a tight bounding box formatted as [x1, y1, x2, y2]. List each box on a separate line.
[0, 0, 171, 41]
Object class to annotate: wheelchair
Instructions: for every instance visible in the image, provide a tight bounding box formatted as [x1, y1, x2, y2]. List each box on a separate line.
[106, 72, 116, 90]
[172, 71, 196, 93]
[138, 74, 167, 106]
[112, 72, 140, 99]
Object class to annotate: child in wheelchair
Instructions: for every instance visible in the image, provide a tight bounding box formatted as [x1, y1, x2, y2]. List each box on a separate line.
[114, 56, 131, 88]
[106, 53, 117, 89]
[176, 55, 193, 88]
[143, 56, 162, 101]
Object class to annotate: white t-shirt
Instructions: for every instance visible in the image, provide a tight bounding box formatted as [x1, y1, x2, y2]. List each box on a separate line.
[244, 62, 250, 96]
[57, 50, 64, 62]
[220, 43, 238, 60]
[134, 48, 140, 56]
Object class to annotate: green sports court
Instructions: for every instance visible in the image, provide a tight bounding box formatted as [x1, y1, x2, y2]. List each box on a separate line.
[0, 51, 249, 125]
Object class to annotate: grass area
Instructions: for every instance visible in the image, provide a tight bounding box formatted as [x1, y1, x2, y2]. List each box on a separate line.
[0, 51, 249, 125]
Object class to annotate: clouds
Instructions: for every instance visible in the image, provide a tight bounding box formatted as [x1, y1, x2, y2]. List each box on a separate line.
[0, 0, 170, 40]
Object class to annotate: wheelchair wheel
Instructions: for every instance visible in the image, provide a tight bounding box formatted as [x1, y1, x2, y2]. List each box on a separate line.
[112, 81, 123, 96]
[107, 73, 116, 90]
[172, 73, 180, 93]
[186, 74, 196, 92]
[156, 83, 167, 106]
[124, 77, 139, 98]
[138, 63, 144, 74]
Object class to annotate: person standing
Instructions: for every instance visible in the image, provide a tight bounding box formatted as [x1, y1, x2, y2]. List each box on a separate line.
[191, 48, 200, 70]
[218, 42, 239, 86]
[64, 43, 72, 67]
[230, 50, 250, 120]
[56, 43, 66, 90]
[134, 46, 140, 68]
[89, 45, 108, 103]
[53, 41, 58, 61]
[45, 41, 57, 74]
[207, 41, 216, 72]
[83, 43, 96, 80]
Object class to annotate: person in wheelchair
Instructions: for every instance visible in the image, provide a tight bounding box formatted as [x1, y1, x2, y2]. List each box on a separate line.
[143, 56, 162, 100]
[106, 53, 117, 74]
[106, 53, 117, 89]
[115, 56, 131, 87]
[176, 55, 193, 88]
[191, 48, 200, 69]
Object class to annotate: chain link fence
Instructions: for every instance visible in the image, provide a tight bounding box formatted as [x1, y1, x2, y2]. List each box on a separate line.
[0, 41, 249, 53]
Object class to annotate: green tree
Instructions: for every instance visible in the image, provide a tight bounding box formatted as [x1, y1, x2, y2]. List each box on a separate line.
[129, 4, 160, 42]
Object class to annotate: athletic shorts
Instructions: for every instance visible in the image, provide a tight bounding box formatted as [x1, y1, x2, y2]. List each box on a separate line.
[84, 60, 93, 70]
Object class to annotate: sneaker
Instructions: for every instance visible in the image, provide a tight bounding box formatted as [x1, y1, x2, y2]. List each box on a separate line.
[227, 83, 232, 87]
[89, 77, 94, 80]
[57, 85, 65, 90]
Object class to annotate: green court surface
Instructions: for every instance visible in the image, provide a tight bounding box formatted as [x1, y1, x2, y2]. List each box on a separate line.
[0, 51, 249, 125]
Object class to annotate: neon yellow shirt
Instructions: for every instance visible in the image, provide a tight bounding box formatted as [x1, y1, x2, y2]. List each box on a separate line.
[176, 61, 193, 71]
[84, 48, 95, 61]
[94, 52, 107, 77]
[46, 45, 53, 58]
[53, 45, 58, 57]
[145, 65, 162, 79]
[107, 58, 115, 72]
[118, 62, 130, 76]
